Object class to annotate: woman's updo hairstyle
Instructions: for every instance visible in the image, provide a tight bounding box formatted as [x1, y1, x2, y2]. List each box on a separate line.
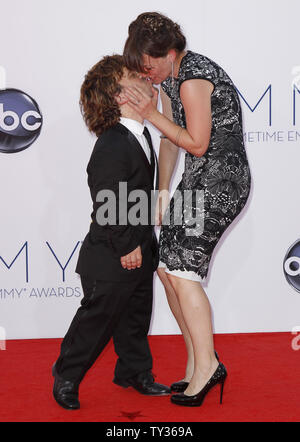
[123, 12, 186, 73]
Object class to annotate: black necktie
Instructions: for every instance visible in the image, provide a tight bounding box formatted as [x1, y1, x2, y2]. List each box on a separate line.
[143, 127, 158, 189]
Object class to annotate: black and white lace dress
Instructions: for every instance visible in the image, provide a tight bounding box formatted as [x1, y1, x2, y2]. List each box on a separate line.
[158, 51, 251, 281]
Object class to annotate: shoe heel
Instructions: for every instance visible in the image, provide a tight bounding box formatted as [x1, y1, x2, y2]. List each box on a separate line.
[219, 379, 225, 404]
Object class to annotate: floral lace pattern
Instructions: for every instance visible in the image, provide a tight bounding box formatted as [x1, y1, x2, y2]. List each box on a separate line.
[159, 51, 251, 278]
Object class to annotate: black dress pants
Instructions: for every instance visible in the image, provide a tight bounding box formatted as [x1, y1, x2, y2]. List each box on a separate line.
[55, 273, 153, 384]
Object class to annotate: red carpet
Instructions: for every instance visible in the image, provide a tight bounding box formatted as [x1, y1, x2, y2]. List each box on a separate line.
[0, 333, 299, 422]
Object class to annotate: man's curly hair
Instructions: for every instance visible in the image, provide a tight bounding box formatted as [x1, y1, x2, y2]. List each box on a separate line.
[80, 55, 125, 137]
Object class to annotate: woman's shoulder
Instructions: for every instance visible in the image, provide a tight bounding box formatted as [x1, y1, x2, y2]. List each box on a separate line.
[179, 50, 232, 86]
[180, 51, 219, 78]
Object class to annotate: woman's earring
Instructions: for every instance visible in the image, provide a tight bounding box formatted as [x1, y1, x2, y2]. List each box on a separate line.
[171, 61, 174, 88]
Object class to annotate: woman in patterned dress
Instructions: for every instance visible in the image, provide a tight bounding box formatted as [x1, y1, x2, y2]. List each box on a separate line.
[123, 12, 251, 406]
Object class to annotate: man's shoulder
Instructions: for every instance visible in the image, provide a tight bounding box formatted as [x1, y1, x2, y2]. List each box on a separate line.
[96, 123, 128, 146]
[88, 124, 130, 167]
[92, 123, 130, 155]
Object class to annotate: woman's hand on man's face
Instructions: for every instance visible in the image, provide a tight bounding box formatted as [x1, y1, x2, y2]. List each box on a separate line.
[123, 84, 159, 119]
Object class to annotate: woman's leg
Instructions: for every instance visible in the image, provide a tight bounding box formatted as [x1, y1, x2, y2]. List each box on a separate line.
[166, 273, 218, 396]
[157, 268, 194, 381]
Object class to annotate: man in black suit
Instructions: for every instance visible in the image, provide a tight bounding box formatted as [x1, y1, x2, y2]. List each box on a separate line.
[52, 55, 170, 410]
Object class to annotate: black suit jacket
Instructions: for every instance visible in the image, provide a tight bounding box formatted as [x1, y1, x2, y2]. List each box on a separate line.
[76, 122, 159, 282]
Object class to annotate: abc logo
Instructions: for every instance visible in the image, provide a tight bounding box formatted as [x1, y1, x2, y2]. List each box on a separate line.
[0, 88, 42, 153]
[283, 240, 300, 293]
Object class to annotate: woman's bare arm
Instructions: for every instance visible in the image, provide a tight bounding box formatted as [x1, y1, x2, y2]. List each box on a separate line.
[124, 79, 213, 157]
[158, 87, 179, 191]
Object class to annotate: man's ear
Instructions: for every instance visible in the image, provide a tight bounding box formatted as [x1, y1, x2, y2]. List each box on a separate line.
[115, 91, 128, 106]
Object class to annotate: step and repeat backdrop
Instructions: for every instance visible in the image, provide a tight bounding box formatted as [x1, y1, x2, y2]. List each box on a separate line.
[1, 0, 300, 339]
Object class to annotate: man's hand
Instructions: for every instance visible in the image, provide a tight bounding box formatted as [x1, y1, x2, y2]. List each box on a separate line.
[120, 246, 142, 270]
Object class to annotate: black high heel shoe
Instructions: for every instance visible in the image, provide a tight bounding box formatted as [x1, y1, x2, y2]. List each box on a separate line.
[170, 350, 219, 393]
[170, 362, 227, 407]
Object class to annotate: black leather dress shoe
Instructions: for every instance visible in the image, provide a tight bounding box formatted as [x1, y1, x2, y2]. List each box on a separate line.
[113, 371, 171, 396]
[52, 363, 80, 410]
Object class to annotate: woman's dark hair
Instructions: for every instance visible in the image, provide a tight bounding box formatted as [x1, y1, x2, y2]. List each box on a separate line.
[123, 12, 186, 73]
[80, 54, 125, 137]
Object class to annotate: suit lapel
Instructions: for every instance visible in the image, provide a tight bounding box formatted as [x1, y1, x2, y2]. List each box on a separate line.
[116, 123, 153, 184]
